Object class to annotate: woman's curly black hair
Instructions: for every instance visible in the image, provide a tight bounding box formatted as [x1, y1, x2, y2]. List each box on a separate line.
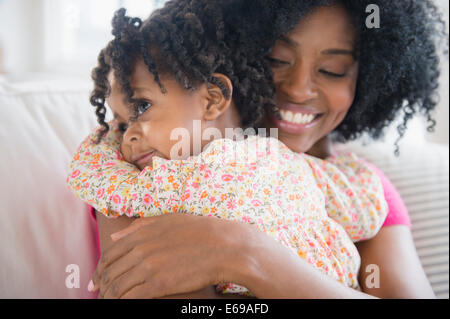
[90, 1, 278, 142]
[216, 0, 448, 155]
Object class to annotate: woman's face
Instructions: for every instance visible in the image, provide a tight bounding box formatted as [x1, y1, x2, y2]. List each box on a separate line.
[266, 4, 359, 154]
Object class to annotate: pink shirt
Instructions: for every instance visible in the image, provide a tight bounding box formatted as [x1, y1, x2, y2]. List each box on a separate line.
[365, 162, 411, 228]
[89, 162, 411, 258]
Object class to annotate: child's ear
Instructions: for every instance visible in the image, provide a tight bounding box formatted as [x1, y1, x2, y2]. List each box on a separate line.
[203, 73, 233, 121]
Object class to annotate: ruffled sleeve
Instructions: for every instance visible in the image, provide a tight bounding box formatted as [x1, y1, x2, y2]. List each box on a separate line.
[304, 152, 389, 242]
[66, 122, 194, 218]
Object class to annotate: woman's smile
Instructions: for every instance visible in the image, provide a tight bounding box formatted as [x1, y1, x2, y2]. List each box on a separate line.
[271, 105, 324, 134]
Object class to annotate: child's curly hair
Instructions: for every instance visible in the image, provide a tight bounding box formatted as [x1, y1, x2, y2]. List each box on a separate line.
[218, 0, 448, 155]
[90, 1, 278, 141]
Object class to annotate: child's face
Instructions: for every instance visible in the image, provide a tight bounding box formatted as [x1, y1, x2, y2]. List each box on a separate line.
[106, 58, 234, 170]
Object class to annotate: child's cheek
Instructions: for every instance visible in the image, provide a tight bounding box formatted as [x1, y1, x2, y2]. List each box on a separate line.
[120, 143, 132, 163]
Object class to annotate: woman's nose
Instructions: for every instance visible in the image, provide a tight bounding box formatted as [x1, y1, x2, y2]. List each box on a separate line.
[279, 62, 318, 103]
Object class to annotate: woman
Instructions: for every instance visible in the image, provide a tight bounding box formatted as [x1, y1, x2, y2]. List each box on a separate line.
[89, 0, 446, 298]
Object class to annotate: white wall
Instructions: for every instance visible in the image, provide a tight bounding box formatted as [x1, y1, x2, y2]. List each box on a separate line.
[0, 0, 45, 73]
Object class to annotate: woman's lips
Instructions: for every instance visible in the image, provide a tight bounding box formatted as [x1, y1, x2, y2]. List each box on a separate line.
[276, 103, 323, 115]
[271, 108, 323, 134]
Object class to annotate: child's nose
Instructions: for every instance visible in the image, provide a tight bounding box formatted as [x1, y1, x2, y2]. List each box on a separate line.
[123, 122, 141, 144]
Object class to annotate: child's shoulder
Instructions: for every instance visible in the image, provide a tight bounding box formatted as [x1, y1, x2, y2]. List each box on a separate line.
[199, 135, 293, 160]
[304, 150, 383, 184]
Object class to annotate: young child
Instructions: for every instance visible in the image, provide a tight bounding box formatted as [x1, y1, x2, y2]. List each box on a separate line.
[67, 5, 387, 295]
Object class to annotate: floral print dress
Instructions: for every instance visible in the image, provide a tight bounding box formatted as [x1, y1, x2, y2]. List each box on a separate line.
[67, 123, 388, 295]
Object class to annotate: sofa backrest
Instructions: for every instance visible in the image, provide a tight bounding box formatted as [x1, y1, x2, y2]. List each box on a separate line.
[0, 77, 99, 298]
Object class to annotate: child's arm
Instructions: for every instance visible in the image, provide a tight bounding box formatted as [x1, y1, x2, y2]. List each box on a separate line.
[306, 152, 388, 242]
[66, 123, 190, 218]
[67, 122, 141, 217]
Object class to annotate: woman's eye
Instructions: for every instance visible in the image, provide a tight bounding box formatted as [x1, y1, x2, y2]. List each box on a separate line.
[135, 101, 152, 116]
[320, 70, 346, 78]
[265, 56, 290, 67]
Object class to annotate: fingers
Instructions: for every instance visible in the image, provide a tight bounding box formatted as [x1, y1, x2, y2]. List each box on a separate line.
[118, 276, 187, 299]
[91, 238, 135, 291]
[111, 217, 155, 242]
[96, 249, 139, 297]
[102, 265, 148, 299]
[92, 217, 160, 292]
[119, 282, 150, 299]
[119, 282, 159, 299]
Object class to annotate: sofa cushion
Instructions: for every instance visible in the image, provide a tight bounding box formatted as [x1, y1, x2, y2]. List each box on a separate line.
[0, 76, 99, 298]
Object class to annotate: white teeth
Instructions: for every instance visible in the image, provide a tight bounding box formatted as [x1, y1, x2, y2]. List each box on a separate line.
[279, 109, 316, 124]
[293, 113, 303, 123]
[285, 111, 293, 122]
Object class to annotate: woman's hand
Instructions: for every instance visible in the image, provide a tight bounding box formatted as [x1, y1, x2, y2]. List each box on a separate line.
[90, 214, 254, 299]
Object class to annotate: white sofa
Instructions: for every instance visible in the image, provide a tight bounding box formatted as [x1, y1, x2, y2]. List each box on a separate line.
[0, 75, 448, 298]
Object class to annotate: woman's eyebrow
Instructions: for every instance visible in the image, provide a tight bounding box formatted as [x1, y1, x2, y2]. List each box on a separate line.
[279, 34, 356, 57]
[322, 48, 355, 56]
[279, 35, 300, 48]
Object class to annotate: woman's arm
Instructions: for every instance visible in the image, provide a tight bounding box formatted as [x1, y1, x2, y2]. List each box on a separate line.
[355, 225, 435, 298]
[238, 223, 436, 298]
[94, 214, 434, 298]
[97, 213, 437, 299]
[227, 221, 377, 299]
[92, 214, 379, 299]
[96, 211, 135, 250]
[240, 224, 436, 299]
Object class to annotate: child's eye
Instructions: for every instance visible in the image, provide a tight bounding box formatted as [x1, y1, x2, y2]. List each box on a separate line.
[134, 100, 152, 116]
[118, 122, 128, 133]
